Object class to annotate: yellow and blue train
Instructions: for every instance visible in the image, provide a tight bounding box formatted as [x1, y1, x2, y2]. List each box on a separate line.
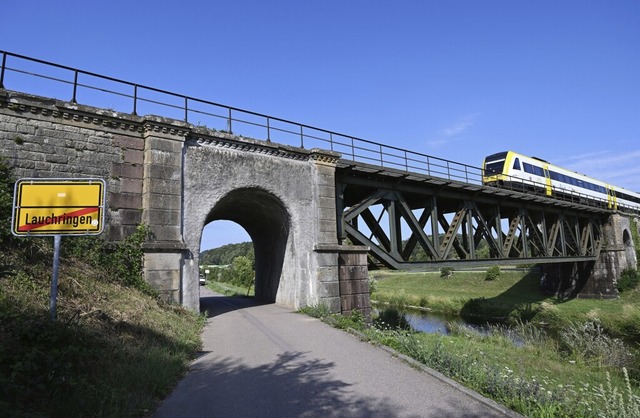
[482, 151, 640, 211]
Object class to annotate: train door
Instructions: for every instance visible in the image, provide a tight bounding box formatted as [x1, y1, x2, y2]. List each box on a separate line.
[607, 185, 618, 210]
[542, 164, 552, 196]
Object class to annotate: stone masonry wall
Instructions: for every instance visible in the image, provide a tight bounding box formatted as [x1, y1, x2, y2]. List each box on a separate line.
[0, 90, 145, 241]
[0, 89, 368, 312]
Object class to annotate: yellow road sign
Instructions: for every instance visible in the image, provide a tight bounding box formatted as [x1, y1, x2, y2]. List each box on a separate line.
[12, 178, 106, 236]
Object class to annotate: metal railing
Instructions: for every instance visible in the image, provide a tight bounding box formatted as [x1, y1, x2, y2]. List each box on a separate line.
[0, 49, 484, 184]
[1, 50, 635, 215]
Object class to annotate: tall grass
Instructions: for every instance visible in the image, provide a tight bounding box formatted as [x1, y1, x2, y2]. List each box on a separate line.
[354, 316, 640, 417]
[0, 156, 205, 417]
[348, 267, 640, 417]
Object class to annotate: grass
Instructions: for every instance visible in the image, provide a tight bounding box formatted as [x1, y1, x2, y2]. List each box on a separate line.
[370, 268, 640, 338]
[300, 267, 640, 417]
[0, 235, 206, 417]
[205, 279, 254, 297]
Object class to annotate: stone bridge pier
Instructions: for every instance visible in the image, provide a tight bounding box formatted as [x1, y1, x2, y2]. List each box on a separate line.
[0, 90, 371, 316]
[544, 214, 637, 299]
[141, 126, 370, 314]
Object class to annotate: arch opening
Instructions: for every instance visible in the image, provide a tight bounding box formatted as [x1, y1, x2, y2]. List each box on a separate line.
[204, 188, 290, 303]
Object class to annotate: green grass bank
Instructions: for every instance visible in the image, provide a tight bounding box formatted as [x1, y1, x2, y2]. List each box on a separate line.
[302, 267, 640, 417]
[0, 233, 205, 417]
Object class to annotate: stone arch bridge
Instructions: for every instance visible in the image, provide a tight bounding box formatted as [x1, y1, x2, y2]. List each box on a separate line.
[1, 89, 637, 315]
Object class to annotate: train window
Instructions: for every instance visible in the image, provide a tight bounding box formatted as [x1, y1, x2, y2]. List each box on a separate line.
[523, 162, 533, 174]
[484, 160, 505, 174]
[513, 158, 521, 170]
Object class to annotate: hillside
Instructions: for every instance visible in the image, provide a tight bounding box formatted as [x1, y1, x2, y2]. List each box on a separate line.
[200, 241, 254, 266]
[0, 159, 205, 417]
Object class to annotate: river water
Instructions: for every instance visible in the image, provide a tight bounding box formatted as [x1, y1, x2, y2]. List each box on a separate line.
[403, 310, 462, 334]
[374, 306, 467, 334]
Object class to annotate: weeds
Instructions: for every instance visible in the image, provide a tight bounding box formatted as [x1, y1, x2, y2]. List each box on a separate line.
[362, 320, 640, 418]
[0, 157, 205, 416]
[559, 320, 634, 370]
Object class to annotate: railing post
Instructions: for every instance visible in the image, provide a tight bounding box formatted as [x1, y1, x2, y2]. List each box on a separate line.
[379, 144, 383, 166]
[0, 52, 6, 89]
[404, 150, 408, 171]
[71, 70, 78, 103]
[266, 117, 271, 142]
[300, 125, 304, 148]
[329, 133, 334, 151]
[351, 137, 356, 161]
[132, 85, 138, 116]
[227, 108, 232, 133]
[184, 97, 189, 122]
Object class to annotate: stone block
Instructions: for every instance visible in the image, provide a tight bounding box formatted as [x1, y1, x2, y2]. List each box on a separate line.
[113, 135, 144, 150]
[108, 192, 142, 210]
[145, 163, 181, 181]
[123, 148, 144, 165]
[143, 192, 181, 210]
[116, 208, 143, 225]
[145, 269, 180, 291]
[145, 251, 184, 271]
[317, 281, 339, 298]
[119, 177, 143, 194]
[319, 296, 341, 314]
[144, 136, 184, 153]
[145, 208, 181, 225]
[112, 162, 143, 179]
[147, 224, 182, 241]
[149, 149, 182, 166]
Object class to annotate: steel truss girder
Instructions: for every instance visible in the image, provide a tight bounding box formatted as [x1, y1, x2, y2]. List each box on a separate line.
[339, 187, 603, 270]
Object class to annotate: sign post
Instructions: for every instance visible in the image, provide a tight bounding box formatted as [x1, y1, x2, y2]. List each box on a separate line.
[12, 178, 106, 320]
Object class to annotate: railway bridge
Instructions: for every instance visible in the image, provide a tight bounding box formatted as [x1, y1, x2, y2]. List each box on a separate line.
[1, 51, 637, 316]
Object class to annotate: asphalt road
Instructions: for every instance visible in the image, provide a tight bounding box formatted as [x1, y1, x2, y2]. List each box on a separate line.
[152, 287, 520, 418]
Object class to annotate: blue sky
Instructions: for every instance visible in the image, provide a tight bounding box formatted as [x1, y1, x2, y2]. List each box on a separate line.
[2, 1, 639, 250]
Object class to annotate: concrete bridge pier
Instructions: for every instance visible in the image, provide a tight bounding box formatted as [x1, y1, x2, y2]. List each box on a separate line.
[544, 214, 637, 299]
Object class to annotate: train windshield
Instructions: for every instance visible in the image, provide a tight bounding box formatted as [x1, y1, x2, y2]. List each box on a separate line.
[484, 152, 508, 176]
[484, 159, 506, 175]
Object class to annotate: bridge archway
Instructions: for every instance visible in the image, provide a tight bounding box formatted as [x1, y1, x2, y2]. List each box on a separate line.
[205, 188, 290, 302]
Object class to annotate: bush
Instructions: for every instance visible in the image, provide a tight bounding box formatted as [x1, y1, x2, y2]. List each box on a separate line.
[617, 268, 640, 292]
[485, 266, 501, 281]
[62, 224, 154, 295]
[440, 267, 454, 278]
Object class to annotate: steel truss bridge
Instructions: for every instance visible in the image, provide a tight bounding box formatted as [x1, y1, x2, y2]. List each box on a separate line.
[336, 162, 612, 269]
[0, 50, 628, 271]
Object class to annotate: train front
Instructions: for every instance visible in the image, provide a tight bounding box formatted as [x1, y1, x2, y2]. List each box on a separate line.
[482, 151, 510, 186]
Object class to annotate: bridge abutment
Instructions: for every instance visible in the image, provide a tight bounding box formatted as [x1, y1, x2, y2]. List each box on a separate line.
[544, 214, 637, 299]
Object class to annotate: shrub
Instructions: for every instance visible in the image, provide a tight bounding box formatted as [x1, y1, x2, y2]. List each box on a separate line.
[617, 268, 640, 292]
[440, 267, 454, 278]
[485, 266, 500, 281]
[368, 275, 378, 294]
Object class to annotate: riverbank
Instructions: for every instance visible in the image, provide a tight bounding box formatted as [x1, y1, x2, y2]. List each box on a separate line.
[370, 268, 640, 342]
[359, 267, 640, 417]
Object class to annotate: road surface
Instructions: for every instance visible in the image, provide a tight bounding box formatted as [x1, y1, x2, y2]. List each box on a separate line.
[153, 287, 520, 417]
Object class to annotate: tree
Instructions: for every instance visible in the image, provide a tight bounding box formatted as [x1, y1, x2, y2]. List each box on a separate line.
[232, 256, 254, 295]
